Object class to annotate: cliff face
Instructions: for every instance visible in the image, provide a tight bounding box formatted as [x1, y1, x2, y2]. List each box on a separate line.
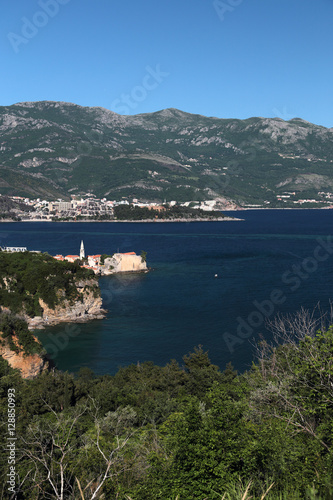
[0, 334, 49, 379]
[27, 279, 106, 329]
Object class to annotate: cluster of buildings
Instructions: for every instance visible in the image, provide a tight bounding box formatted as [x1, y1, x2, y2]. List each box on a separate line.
[3, 194, 116, 220]
[53, 241, 147, 275]
[274, 191, 333, 206]
[0, 246, 28, 252]
[53, 241, 103, 273]
[5, 194, 174, 220]
[4, 194, 232, 221]
[7, 190, 333, 216]
[0, 245, 41, 253]
[48, 197, 114, 218]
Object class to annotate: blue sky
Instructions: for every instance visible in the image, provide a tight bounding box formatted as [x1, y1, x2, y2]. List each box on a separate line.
[1, 0, 333, 127]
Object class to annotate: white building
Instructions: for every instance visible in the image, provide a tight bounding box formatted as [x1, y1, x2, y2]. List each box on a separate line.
[1, 246, 27, 252]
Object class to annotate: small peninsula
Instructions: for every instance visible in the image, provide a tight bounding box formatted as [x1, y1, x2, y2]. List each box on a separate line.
[53, 240, 148, 276]
[0, 249, 106, 329]
[0, 245, 148, 377]
[0, 250, 103, 377]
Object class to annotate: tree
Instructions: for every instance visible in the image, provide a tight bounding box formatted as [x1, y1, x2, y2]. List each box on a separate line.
[248, 308, 333, 490]
[100, 254, 112, 265]
[19, 403, 87, 499]
[17, 399, 146, 499]
[140, 251, 147, 263]
[182, 345, 223, 396]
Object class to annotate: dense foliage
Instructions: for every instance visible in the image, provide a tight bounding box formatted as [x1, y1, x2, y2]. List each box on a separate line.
[1, 325, 333, 499]
[114, 204, 225, 221]
[0, 251, 97, 317]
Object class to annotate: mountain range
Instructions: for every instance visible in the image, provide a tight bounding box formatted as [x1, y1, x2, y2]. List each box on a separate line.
[1, 101, 333, 207]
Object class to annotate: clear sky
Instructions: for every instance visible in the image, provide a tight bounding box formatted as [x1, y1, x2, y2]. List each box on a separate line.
[1, 0, 333, 127]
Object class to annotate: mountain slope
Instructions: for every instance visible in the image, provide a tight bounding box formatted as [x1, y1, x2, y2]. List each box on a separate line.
[1, 101, 333, 206]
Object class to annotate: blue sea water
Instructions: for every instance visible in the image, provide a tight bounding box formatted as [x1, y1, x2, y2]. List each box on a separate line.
[1, 209, 333, 375]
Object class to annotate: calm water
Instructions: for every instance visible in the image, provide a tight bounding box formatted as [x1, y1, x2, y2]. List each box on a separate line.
[1, 209, 333, 375]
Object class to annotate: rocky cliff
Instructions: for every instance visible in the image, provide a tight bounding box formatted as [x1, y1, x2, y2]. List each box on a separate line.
[27, 279, 107, 329]
[0, 333, 49, 379]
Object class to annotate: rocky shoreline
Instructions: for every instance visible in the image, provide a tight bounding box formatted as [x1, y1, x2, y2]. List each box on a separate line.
[26, 308, 107, 330]
[25, 280, 107, 330]
[0, 278, 107, 378]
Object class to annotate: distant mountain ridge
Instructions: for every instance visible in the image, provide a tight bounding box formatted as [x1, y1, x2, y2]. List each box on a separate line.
[1, 100, 333, 206]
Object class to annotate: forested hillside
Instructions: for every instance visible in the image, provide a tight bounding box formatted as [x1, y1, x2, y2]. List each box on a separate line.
[1, 315, 333, 499]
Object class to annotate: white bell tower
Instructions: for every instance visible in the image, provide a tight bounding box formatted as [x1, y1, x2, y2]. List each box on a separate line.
[80, 240, 85, 259]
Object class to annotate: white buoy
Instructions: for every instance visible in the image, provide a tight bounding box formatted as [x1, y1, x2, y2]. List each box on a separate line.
[214, 274, 218, 278]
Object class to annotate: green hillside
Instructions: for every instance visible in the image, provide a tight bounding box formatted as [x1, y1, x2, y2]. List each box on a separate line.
[1, 101, 333, 206]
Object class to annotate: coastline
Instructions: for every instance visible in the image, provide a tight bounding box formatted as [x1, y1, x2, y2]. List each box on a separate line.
[4, 207, 332, 224]
[1, 216, 244, 223]
[232, 207, 333, 211]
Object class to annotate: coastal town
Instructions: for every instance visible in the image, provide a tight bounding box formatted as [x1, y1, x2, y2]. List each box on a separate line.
[53, 241, 148, 275]
[0, 240, 148, 275]
[0, 193, 233, 221]
[1, 191, 333, 222]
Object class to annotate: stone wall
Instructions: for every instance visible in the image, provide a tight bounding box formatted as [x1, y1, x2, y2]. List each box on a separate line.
[105, 253, 147, 274]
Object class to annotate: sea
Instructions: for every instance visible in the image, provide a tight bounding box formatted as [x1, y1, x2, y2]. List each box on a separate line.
[1, 209, 333, 376]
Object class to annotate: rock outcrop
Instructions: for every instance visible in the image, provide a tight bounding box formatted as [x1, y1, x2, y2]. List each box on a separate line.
[26, 279, 107, 329]
[0, 334, 49, 379]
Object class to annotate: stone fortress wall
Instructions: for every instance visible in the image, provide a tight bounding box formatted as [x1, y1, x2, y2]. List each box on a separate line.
[105, 253, 147, 273]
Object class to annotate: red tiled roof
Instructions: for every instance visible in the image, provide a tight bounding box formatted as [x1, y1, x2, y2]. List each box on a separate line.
[123, 252, 136, 255]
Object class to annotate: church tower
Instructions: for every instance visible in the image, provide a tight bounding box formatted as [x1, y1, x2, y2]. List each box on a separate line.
[80, 240, 85, 259]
